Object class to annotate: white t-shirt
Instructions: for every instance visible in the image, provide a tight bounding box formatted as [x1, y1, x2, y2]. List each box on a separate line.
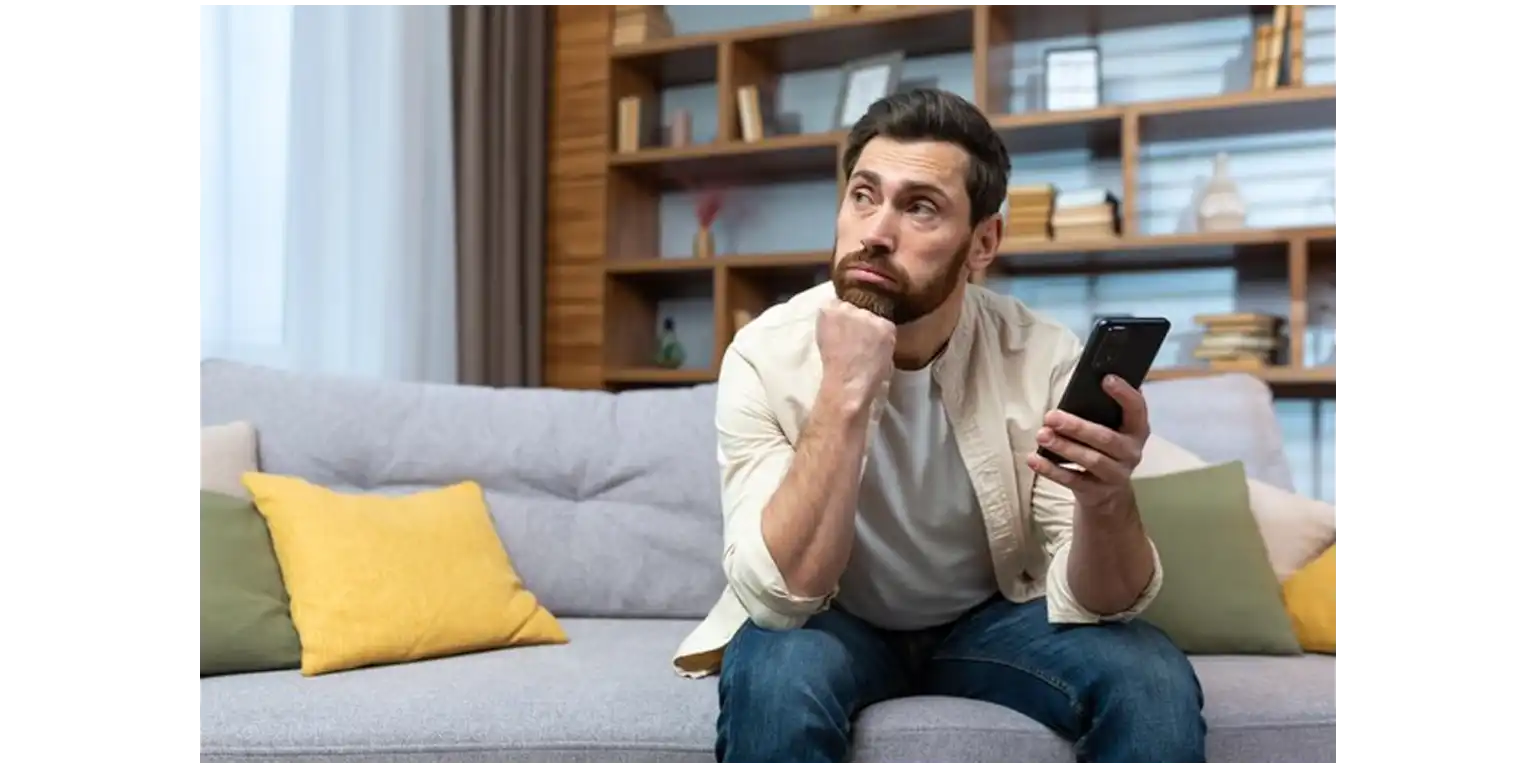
[834, 364, 999, 631]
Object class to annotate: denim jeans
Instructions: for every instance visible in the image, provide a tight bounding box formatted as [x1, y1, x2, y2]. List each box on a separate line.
[715, 595, 1206, 762]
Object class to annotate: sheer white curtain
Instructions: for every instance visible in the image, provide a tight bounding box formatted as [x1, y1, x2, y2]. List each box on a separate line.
[200, 5, 458, 383]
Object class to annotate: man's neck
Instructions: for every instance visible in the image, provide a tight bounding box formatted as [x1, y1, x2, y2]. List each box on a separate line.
[892, 290, 965, 371]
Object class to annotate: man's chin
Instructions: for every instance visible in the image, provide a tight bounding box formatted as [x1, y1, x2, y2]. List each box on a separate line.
[833, 283, 898, 321]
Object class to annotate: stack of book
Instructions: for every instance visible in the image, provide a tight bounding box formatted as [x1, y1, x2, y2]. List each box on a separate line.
[612, 6, 672, 47]
[1192, 312, 1283, 370]
[1051, 189, 1120, 241]
[1251, 5, 1307, 89]
[1004, 184, 1056, 243]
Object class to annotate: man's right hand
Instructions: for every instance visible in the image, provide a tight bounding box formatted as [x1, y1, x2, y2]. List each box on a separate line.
[816, 298, 896, 412]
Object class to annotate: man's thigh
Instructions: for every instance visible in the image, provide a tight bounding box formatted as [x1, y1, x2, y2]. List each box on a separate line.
[718, 608, 909, 715]
[922, 596, 1205, 755]
[716, 607, 912, 761]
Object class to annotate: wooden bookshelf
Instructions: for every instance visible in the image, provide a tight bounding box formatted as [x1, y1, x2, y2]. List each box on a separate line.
[545, 6, 1336, 396]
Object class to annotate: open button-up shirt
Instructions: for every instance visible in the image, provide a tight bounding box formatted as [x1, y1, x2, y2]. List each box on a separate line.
[672, 281, 1164, 679]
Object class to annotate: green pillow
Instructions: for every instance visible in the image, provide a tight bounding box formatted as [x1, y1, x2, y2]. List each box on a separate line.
[1134, 461, 1302, 655]
[201, 490, 301, 675]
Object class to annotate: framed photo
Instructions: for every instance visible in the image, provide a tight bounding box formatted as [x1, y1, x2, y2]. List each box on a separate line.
[1043, 46, 1101, 112]
[833, 52, 904, 128]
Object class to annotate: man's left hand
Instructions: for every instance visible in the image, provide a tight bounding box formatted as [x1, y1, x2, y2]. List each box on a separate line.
[1025, 374, 1150, 513]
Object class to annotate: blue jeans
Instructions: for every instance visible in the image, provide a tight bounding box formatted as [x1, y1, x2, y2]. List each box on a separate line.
[716, 595, 1206, 762]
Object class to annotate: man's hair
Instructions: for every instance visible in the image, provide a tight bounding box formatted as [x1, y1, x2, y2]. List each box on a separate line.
[840, 88, 1012, 228]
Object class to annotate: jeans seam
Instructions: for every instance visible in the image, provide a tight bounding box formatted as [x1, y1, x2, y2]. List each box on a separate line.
[928, 652, 1085, 721]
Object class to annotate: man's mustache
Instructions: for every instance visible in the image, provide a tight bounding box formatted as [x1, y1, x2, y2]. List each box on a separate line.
[837, 247, 902, 283]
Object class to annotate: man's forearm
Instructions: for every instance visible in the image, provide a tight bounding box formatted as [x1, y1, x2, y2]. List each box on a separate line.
[1067, 496, 1157, 616]
[759, 387, 870, 598]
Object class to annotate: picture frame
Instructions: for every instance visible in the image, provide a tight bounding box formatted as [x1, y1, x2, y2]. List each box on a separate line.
[1043, 45, 1101, 112]
[833, 52, 905, 128]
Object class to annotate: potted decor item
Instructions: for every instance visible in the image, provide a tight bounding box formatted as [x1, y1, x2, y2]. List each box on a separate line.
[1196, 152, 1247, 232]
[654, 316, 686, 369]
[693, 188, 724, 259]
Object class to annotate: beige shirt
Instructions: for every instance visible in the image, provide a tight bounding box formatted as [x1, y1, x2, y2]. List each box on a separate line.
[671, 281, 1165, 679]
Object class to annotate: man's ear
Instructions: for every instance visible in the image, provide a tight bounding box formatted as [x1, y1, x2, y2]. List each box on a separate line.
[968, 213, 1003, 274]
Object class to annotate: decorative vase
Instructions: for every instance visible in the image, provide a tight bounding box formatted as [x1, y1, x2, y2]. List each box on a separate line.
[693, 226, 715, 259]
[654, 317, 686, 369]
[1196, 152, 1246, 232]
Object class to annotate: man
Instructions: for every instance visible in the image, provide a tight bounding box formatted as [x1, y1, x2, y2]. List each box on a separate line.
[670, 89, 1206, 763]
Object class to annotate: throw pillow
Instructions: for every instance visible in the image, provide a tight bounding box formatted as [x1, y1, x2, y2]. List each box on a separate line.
[1282, 544, 1335, 654]
[1133, 461, 1303, 655]
[201, 490, 302, 676]
[202, 421, 258, 499]
[1139, 434, 1335, 581]
[241, 472, 568, 676]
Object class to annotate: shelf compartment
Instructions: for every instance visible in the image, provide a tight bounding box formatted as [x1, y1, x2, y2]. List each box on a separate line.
[603, 366, 717, 388]
[1148, 365, 1335, 398]
[609, 132, 843, 191]
[992, 228, 1323, 275]
[997, 5, 1274, 44]
[611, 6, 970, 88]
[991, 106, 1124, 156]
[1137, 85, 1336, 143]
[603, 268, 714, 375]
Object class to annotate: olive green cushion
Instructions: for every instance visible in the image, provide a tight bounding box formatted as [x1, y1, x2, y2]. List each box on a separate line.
[1135, 461, 1303, 655]
[201, 490, 301, 675]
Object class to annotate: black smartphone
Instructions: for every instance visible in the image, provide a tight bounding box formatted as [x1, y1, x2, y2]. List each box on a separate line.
[1037, 315, 1171, 466]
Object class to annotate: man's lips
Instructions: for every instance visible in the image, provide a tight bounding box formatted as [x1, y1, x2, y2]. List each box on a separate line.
[845, 265, 895, 287]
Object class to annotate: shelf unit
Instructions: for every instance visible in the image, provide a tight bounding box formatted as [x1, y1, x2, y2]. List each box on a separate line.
[573, 5, 1336, 396]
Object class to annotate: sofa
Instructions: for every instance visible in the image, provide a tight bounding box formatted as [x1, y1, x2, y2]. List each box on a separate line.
[199, 358, 1335, 762]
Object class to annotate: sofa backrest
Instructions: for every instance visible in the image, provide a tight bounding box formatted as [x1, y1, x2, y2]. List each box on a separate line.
[1141, 373, 1295, 492]
[201, 360, 1296, 621]
[201, 359, 728, 621]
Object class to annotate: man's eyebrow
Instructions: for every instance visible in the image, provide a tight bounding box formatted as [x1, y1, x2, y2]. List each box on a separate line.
[849, 169, 952, 202]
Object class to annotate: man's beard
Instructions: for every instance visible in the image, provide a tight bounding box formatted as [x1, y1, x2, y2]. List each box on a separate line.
[831, 242, 969, 325]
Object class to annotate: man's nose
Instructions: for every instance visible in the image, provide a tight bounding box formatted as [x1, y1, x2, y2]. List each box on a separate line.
[861, 205, 899, 253]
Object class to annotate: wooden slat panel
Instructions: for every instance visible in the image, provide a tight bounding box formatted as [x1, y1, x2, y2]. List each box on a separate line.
[543, 7, 610, 390]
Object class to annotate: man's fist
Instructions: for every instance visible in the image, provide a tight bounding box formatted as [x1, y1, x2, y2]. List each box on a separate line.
[816, 298, 896, 410]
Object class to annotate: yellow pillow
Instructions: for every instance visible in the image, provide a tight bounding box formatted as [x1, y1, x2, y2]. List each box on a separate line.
[241, 472, 567, 675]
[1281, 543, 1335, 654]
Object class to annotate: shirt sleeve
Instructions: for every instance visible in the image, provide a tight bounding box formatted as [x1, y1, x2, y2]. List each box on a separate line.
[1031, 335, 1164, 624]
[714, 345, 835, 630]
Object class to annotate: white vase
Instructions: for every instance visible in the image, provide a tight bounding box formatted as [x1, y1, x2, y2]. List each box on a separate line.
[1196, 153, 1246, 232]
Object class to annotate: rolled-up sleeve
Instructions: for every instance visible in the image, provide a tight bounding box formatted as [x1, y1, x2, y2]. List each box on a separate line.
[1034, 471, 1163, 624]
[1032, 335, 1163, 624]
[715, 346, 834, 630]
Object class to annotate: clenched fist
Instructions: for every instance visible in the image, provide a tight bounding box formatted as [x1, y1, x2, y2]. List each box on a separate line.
[816, 298, 896, 412]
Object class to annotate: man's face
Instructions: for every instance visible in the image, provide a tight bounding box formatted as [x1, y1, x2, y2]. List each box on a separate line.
[832, 136, 977, 326]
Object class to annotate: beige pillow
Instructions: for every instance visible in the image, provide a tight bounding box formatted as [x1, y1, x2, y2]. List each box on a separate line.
[1138, 434, 1335, 581]
[202, 421, 258, 499]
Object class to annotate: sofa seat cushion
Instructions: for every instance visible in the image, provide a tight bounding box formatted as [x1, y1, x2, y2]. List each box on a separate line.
[201, 618, 1334, 762]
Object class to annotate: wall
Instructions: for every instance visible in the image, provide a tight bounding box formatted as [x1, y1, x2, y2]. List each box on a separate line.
[565, 6, 1338, 501]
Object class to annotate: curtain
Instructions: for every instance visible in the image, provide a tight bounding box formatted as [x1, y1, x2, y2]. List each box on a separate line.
[451, 6, 548, 387]
[200, 5, 459, 383]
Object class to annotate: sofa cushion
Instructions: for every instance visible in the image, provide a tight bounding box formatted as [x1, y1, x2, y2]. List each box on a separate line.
[200, 360, 728, 620]
[241, 472, 568, 676]
[200, 490, 302, 676]
[200, 617, 1334, 762]
[1132, 462, 1302, 655]
[202, 421, 258, 498]
[1283, 544, 1336, 654]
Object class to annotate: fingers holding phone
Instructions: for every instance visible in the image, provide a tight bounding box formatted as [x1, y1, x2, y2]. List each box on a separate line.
[1027, 315, 1168, 501]
[1029, 375, 1147, 487]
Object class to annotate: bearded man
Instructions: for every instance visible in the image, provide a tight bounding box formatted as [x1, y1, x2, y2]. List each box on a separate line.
[669, 88, 1207, 763]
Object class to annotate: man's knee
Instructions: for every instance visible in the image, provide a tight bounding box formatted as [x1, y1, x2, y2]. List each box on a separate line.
[716, 624, 857, 761]
[722, 622, 857, 705]
[1085, 621, 1206, 760]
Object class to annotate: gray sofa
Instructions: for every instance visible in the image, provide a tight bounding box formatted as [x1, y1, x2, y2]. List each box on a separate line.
[199, 359, 1335, 762]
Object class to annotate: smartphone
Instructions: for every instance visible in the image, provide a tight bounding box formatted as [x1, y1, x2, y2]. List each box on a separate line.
[1037, 315, 1171, 466]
